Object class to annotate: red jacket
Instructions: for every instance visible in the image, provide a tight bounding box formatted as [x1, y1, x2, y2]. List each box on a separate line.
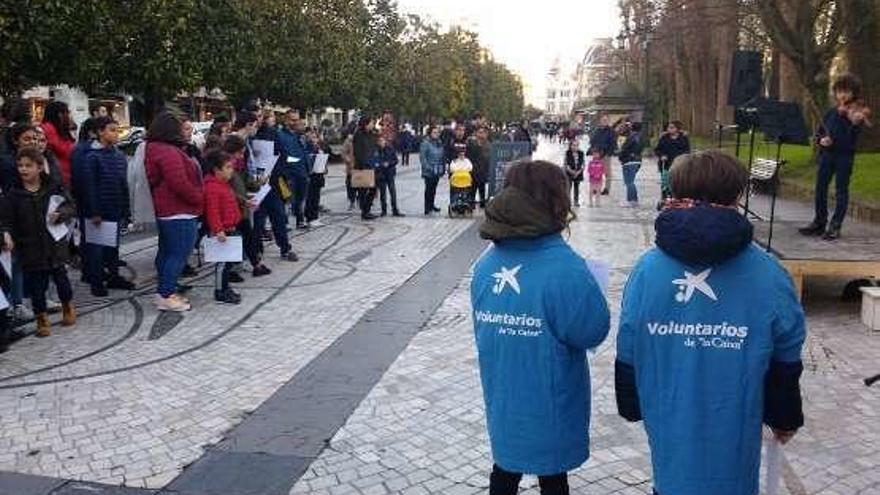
[41, 122, 75, 186]
[145, 141, 204, 218]
[203, 174, 241, 234]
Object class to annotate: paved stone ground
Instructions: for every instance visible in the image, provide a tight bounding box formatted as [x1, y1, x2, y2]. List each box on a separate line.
[2, 139, 879, 494]
[289, 140, 880, 495]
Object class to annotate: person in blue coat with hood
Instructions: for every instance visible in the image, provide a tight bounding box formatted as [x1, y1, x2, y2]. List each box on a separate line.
[615, 150, 805, 495]
[471, 160, 610, 495]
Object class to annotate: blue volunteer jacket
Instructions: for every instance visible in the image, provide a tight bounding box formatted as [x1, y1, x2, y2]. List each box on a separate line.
[471, 234, 610, 476]
[615, 205, 805, 495]
[276, 128, 311, 178]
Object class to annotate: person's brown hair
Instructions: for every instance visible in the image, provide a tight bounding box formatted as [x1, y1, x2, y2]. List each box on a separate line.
[503, 160, 573, 228]
[832, 73, 862, 99]
[16, 146, 45, 167]
[147, 111, 185, 146]
[669, 150, 748, 206]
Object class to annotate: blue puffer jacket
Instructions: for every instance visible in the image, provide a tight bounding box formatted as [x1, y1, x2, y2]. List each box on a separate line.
[82, 143, 130, 222]
[471, 234, 610, 476]
[70, 140, 94, 207]
[376, 146, 399, 179]
[277, 128, 311, 178]
[616, 205, 805, 495]
[419, 138, 445, 179]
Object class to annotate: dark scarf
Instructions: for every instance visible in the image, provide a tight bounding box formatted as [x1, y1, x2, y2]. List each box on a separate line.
[655, 201, 754, 266]
[480, 187, 564, 241]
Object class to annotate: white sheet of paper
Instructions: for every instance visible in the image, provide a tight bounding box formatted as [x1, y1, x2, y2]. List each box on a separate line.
[286, 156, 301, 164]
[252, 139, 278, 176]
[585, 259, 610, 294]
[312, 153, 329, 174]
[764, 437, 781, 495]
[203, 236, 243, 263]
[0, 250, 11, 278]
[46, 195, 69, 241]
[0, 288, 8, 311]
[84, 221, 118, 247]
[253, 184, 272, 206]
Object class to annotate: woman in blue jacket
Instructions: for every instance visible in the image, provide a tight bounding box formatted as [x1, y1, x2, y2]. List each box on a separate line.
[419, 126, 445, 216]
[615, 150, 805, 495]
[471, 160, 610, 495]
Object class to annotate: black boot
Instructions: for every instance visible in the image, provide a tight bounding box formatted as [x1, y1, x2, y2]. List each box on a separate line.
[822, 223, 841, 240]
[798, 220, 826, 236]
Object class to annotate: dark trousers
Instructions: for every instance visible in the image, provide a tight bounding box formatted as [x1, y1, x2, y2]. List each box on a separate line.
[814, 152, 854, 227]
[254, 190, 292, 255]
[345, 174, 357, 204]
[237, 218, 261, 267]
[401, 151, 410, 166]
[570, 180, 581, 204]
[424, 176, 440, 213]
[83, 220, 121, 287]
[305, 174, 324, 222]
[473, 179, 487, 206]
[358, 187, 376, 217]
[155, 218, 198, 298]
[289, 174, 310, 226]
[377, 173, 399, 214]
[489, 465, 569, 495]
[25, 267, 73, 314]
[214, 262, 231, 292]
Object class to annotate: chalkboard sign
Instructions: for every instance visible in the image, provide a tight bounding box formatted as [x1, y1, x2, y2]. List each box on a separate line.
[488, 142, 532, 197]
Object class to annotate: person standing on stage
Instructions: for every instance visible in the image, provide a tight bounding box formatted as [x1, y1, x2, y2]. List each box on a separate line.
[799, 74, 870, 240]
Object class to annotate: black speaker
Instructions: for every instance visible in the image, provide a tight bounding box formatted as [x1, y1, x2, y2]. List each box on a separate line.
[728, 51, 763, 107]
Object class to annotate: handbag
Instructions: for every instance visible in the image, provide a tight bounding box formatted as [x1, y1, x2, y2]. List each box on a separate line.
[350, 169, 376, 189]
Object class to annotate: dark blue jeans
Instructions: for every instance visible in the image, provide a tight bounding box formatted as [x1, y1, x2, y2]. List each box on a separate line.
[622, 162, 641, 202]
[155, 218, 198, 298]
[288, 174, 310, 225]
[814, 152, 854, 227]
[25, 266, 73, 314]
[254, 190, 292, 255]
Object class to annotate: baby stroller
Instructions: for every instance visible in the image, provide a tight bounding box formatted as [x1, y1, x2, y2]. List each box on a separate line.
[448, 169, 475, 217]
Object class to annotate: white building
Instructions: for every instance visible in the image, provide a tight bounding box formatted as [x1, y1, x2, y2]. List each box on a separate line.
[544, 58, 578, 120]
[575, 38, 621, 105]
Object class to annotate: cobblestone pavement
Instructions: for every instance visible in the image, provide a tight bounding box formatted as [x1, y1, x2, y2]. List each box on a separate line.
[0, 161, 473, 490]
[289, 140, 880, 495]
[2, 140, 879, 494]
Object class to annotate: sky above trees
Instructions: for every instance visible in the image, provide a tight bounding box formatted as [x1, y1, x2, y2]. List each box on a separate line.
[396, 0, 621, 105]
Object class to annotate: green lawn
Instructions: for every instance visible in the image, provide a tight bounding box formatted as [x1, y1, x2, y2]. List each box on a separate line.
[690, 135, 880, 205]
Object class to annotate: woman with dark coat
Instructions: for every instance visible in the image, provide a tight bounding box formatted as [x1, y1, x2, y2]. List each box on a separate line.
[40, 101, 76, 187]
[467, 127, 492, 208]
[352, 116, 378, 221]
[653, 121, 691, 202]
[564, 139, 585, 206]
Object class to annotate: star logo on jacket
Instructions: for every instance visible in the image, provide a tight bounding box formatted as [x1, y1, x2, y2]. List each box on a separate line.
[492, 265, 522, 295]
[672, 268, 717, 303]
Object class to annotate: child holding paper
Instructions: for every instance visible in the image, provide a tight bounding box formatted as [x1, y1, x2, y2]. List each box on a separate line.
[203, 150, 243, 305]
[0, 147, 77, 336]
[82, 117, 135, 296]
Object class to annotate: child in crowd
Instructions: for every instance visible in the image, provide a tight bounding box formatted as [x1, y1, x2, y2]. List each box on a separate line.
[375, 136, 403, 217]
[1, 147, 76, 336]
[222, 135, 271, 279]
[83, 117, 135, 296]
[587, 148, 606, 206]
[202, 150, 243, 305]
[449, 143, 473, 177]
[564, 139, 585, 206]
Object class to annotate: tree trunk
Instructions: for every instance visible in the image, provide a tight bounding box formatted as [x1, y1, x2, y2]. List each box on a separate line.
[843, 0, 880, 150]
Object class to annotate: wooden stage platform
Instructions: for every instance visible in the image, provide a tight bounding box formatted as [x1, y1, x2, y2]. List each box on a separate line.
[753, 220, 880, 299]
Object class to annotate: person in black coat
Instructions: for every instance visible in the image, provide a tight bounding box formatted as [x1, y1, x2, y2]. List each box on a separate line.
[353, 116, 378, 221]
[375, 136, 404, 217]
[589, 114, 617, 195]
[564, 139, 585, 206]
[653, 121, 691, 201]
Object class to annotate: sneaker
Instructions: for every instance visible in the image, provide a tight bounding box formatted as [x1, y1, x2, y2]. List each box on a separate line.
[296, 223, 309, 230]
[392, 211, 406, 217]
[46, 298, 62, 314]
[228, 271, 245, 283]
[798, 221, 826, 236]
[319, 206, 331, 214]
[106, 277, 135, 291]
[155, 294, 191, 312]
[90, 285, 109, 297]
[252, 265, 272, 277]
[310, 220, 326, 227]
[380, 210, 388, 217]
[431, 206, 441, 213]
[822, 224, 841, 240]
[282, 251, 300, 262]
[601, 188, 610, 196]
[214, 289, 242, 305]
[362, 213, 378, 221]
[12, 304, 34, 322]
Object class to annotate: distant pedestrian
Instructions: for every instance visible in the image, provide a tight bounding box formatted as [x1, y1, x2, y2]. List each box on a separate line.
[589, 114, 616, 196]
[616, 150, 805, 495]
[472, 159, 610, 495]
[653, 121, 690, 202]
[564, 139, 585, 206]
[375, 136, 403, 217]
[397, 124, 414, 166]
[467, 127, 491, 208]
[587, 149, 605, 207]
[353, 116, 378, 221]
[619, 122, 645, 205]
[41, 101, 76, 187]
[145, 111, 204, 312]
[342, 130, 357, 211]
[304, 128, 327, 226]
[419, 126, 445, 216]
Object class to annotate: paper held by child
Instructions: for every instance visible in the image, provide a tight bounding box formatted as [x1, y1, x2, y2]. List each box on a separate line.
[84, 221, 118, 247]
[203, 236, 244, 263]
[45, 195, 69, 241]
[312, 153, 329, 174]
